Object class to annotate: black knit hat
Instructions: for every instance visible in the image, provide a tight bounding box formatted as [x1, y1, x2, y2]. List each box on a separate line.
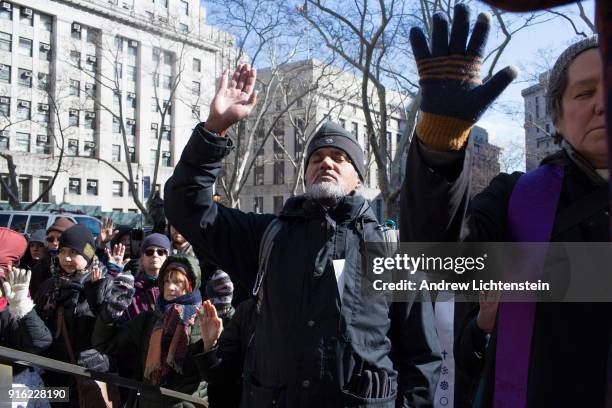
[59, 224, 96, 264]
[305, 122, 365, 181]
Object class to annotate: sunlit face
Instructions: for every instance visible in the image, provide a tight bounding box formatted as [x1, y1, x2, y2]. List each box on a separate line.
[555, 49, 608, 169]
[29, 242, 47, 260]
[58, 247, 88, 274]
[140, 246, 168, 277]
[46, 231, 62, 251]
[305, 147, 361, 193]
[163, 269, 189, 301]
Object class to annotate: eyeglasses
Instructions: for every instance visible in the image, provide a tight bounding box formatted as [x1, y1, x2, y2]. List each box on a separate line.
[144, 248, 167, 257]
[46, 236, 60, 243]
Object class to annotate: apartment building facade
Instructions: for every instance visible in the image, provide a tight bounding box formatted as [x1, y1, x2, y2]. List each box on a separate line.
[0, 0, 235, 212]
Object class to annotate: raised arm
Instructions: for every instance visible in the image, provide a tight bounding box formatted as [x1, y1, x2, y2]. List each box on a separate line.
[164, 65, 274, 291]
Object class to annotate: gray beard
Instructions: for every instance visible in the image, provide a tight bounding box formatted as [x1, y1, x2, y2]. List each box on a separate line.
[305, 181, 346, 207]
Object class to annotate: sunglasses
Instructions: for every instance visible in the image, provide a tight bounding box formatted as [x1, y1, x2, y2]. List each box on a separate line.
[144, 248, 167, 257]
[46, 236, 60, 243]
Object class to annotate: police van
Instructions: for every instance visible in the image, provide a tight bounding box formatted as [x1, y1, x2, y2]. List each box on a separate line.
[0, 210, 101, 238]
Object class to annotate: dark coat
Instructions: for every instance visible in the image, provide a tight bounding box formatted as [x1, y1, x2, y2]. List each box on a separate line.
[92, 254, 205, 408]
[400, 137, 611, 408]
[164, 124, 441, 408]
[194, 298, 257, 408]
[0, 307, 52, 354]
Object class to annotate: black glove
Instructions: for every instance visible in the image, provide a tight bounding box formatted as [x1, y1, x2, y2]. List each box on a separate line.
[77, 349, 110, 372]
[56, 275, 85, 309]
[105, 273, 135, 319]
[410, 4, 518, 150]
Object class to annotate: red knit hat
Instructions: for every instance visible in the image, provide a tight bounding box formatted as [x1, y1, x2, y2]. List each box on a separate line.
[0, 227, 27, 278]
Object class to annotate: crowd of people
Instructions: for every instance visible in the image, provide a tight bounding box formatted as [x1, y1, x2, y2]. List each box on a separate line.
[0, 4, 609, 407]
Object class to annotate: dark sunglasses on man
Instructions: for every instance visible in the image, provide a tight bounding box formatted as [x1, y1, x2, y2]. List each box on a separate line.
[144, 248, 167, 257]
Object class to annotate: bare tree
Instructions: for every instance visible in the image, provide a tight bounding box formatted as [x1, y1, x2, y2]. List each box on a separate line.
[0, 77, 72, 210]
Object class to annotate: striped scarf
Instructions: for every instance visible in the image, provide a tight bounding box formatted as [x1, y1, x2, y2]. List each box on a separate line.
[143, 291, 201, 385]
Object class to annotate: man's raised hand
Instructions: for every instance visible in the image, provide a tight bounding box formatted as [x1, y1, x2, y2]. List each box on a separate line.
[204, 64, 258, 136]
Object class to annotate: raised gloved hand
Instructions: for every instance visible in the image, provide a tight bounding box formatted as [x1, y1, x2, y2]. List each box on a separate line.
[105, 272, 135, 320]
[205, 270, 234, 319]
[2, 266, 34, 319]
[410, 4, 518, 150]
[77, 348, 110, 372]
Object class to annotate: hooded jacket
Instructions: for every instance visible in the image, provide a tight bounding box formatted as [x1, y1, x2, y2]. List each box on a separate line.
[164, 124, 441, 408]
[92, 254, 205, 408]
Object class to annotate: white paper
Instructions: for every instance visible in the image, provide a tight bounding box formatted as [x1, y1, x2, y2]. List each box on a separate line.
[332, 259, 346, 304]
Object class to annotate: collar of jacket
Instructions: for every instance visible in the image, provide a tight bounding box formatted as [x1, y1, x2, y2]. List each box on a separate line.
[541, 143, 607, 187]
[279, 192, 377, 225]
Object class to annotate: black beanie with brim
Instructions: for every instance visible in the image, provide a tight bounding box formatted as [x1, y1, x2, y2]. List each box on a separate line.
[59, 224, 96, 264]
[305, 121, 365, 181]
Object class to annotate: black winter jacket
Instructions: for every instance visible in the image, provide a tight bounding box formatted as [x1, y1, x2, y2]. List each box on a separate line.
[0, 307, 52, 354]
[400, 137, 610, 408]
[164, 124, 441, 408]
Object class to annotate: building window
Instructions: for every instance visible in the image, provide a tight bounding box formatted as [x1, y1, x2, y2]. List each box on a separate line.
[35, 134, 50, 154]
[0, 3, 12, 20]
[156, 0, 168, 7]
[39, 43, 51, 61]
[179, 23, 188, 33]
[38, 104, 50, 123]
[18, 68, 32, 87]
[89, 133, 102, 154]
[273, 158, 284, 185]
[163, 100, 171, 115]
[351, 122, 358, 138]
[127, 94, 136, 109]
[127, 42, 137, 56]
[273, 196, 284, 215]
[152, 47, 160, 63]
[126, 120, 135, 135]
[70, 51, 80, 68]
[40, 14, 53, 31]
[85, 83, 96, 98]
[86, 29, 96, 44]
[193, 58, 201, 72]
[113, 92, 120, 109]
[253, 196, 263, 214]
[127, 65, 137, 82]
[85, 55, 97, 73]
[84, 112, 95, 130]
[0, 97, 9, 117]
[112, 181, 123, 197]
[164, 50, 172, 64]
[19, 7, 33, 25]
[18, 177, 31, 202]
[69, 80, 80, 96]
[0, 32, 11, 51]
[161, 125, 170, 141]
[112, 117, 121, 133]
[0, 64, 10, 83]
[115, 63, 122, 79]
[86, 179, 98, 195]
[69, 110, 79, 127]
[150, 123, 158, 138]
[180, 0, 189, 15]
[161, 151, 171, 166]
[128, 147, 136, 163]
[112, 144, 121, 162]
[162, 75, 172, 89]
[254, 158, 264, 186]
[38, 178, 50, 202]
[296, 98, 303, 108]
[71, 23, 81, 40]
[67, 139, 78, 155]
[151, 97, 158, 112]
[16, 100, 30, 120]
[150, 149, 158, 165]
[114, 36, 123, 52]
[37, 73, 49, 91]
[0, 135, 8, 150]
[15, 132, 30, 152]
[18, 38, 32, 57]
[190, 81, 201, 96]
[69, 178, 81, 195]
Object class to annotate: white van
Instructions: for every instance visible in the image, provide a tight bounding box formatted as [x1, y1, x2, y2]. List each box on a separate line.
[0, 210, 101, 238]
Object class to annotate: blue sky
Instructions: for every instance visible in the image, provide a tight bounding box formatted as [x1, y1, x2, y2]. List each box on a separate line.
[477, 0, 596, 171]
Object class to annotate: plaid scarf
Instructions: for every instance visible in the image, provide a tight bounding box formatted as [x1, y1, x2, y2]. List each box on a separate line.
[143, 291, 201, 385]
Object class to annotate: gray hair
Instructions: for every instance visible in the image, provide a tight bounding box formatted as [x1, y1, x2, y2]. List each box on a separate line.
[546, 36, 599, 143]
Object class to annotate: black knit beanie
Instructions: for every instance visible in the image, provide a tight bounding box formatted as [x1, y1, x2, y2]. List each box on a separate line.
[305, 122, 365, 181]
[59, 224, 96, 264]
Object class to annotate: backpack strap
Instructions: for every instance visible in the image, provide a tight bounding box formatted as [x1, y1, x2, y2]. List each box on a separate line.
[253, 218, 283, 313]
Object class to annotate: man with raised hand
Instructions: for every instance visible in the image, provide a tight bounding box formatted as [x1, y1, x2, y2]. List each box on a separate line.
[164, 64, 440, 407]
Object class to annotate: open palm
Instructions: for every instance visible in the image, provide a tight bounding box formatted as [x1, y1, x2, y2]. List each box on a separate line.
[205, 64, 258, 135]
